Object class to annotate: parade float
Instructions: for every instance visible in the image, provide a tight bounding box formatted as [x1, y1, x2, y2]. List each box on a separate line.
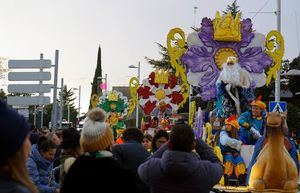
[128, 68, 189, 133]
[164, 4, 297, 192]
[98, 90, 129, 139]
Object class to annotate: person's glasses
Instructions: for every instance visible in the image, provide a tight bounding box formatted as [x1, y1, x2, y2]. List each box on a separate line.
[156, 140, 167, 144]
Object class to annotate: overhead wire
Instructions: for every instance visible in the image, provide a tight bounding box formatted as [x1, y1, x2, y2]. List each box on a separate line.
[251, 0, 271, 20]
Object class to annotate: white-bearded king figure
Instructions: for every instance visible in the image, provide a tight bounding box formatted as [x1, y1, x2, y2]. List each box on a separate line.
[216, 56, 254, 117]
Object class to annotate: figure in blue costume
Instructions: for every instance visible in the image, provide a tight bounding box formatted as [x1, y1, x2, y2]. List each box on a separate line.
[238, 96, 266, 145]
[219, 115, 246, 185]
[246, 114, 299, 185]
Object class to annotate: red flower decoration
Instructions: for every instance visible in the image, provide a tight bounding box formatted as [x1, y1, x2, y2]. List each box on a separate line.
[137, 86, 153, 99]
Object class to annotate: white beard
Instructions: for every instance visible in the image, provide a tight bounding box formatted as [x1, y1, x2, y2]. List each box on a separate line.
[218, 63, 251, 88]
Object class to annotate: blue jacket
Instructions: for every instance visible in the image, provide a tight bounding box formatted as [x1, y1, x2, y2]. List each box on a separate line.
[138, 140, 223, 193]
[27, 144, 58, 193]
[238, 111, 266, 145]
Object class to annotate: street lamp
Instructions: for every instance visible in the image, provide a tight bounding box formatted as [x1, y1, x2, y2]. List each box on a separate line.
[97, 73, 108, 94]
[128, 62, 140, 128]
[73, 85, 81, 123]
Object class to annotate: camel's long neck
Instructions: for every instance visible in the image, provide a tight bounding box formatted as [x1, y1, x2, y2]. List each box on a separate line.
[268, 129, 284, 157]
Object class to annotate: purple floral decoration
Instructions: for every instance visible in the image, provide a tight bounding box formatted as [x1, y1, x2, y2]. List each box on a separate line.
[181, 17, 272, 101]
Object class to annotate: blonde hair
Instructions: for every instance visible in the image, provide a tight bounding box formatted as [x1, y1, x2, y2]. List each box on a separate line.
[4, 149, 38, 193]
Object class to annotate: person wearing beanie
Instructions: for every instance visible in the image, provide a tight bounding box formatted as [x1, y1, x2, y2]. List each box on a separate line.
[27, 137, 59, 193]
[0, 100, 38, 193]
[219, 115, 246, 185]
[58, 127, 82, 185]
[138, 123, 223, 193]
[61, 107, 141, 193]
[238, 95, 266, 145]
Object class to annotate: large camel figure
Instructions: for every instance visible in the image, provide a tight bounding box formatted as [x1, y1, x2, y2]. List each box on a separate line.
[248, 112, 298, 192]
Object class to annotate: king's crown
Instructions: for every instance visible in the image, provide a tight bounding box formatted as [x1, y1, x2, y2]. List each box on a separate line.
[213, 11, 241, 42]
[108, 91, 118, 101]
[154, 69, 169, 84]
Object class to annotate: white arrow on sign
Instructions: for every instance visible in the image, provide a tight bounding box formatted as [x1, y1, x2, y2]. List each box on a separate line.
[8, 72, 51, 81]
[7, 96, 50, 106]
[8, 60, 51, 69]
[8, 84, 52, 93]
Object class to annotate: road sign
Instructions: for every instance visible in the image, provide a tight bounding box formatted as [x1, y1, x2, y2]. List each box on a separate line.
[7, 96, 50, 106]
[269, 101, 287, 113]
[8, 72, 51, 81]
[8, 84, 52, 93]
[8, 59, 51, 69]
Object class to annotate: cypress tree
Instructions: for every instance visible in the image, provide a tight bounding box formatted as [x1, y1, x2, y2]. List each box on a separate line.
[89, 45, 103, 109]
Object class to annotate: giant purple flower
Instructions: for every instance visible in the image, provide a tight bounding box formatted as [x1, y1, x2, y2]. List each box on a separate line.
[181, 17, 272, 101]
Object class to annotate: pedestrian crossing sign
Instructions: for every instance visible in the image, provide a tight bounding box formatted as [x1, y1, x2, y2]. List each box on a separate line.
[269, 101, 287, 113]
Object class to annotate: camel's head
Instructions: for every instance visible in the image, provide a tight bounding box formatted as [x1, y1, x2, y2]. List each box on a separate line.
[267, 112, 281, 127]
[266, 112, 288, 135]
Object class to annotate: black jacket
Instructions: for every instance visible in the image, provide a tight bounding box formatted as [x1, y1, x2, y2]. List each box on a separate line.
[61, 153, 141, 193]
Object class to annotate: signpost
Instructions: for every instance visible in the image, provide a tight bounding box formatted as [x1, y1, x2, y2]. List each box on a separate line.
[8, 59, 51, 69]
[7, 55, 53, 128]
[7, 96, 50, 106]
[269, 101, 287, 113]
[8, 84, 52, 93]
[8, 72, 51, 81]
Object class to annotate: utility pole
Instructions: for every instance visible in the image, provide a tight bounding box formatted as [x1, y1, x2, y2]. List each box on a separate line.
[275, 0, 281, 101]
[51, 50, 59, 131]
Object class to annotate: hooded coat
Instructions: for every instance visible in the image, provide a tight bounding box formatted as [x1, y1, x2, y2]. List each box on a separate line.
[27, 144, 59, 193]
[138, 140, 223, 193]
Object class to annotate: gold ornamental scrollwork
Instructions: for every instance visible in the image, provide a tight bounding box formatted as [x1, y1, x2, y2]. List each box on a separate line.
[265, 30, 284, 86]
[167, 28, 189, 107]
[128, 77, 139, 117]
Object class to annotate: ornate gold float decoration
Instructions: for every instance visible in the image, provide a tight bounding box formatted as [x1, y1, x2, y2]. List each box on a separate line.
[265, 30, 285, 86]
[90, 94, 99, 108]
[188, 101, 196, 127]
[128, 77, 139, 117]
[167, 28, 189, 108]
[213, 11, 241, 42]
[214, 48, 238, 69]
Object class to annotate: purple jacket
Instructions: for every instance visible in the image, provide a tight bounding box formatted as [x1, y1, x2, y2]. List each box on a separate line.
[138, 139, 223, 193]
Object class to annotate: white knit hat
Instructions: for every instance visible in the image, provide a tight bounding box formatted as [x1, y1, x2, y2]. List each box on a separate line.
[80, 108, 113, 152]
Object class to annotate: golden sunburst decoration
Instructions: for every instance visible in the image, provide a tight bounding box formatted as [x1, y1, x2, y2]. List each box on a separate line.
[214, 48, 238, 69]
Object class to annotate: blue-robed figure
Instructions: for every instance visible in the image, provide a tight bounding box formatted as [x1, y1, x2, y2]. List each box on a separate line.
[219, 115, 246, 185]
[238, 97, 266, 145]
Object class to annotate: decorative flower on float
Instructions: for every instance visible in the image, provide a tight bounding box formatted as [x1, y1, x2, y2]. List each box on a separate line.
[180, 12, 272, 101]
[98, 90, 129, 118]
[137, 69, 184, 116]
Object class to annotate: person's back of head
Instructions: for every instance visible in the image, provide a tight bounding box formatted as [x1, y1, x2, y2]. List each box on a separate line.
[61, 127, 81, 150]
[0, 100, 38, 193]
[80, 107, 113, 152]
[122, 127, 144, 143]
[169, 123, 195, 152]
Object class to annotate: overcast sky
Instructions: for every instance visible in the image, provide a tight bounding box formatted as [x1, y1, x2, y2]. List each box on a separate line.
[0, 0, 299, 114]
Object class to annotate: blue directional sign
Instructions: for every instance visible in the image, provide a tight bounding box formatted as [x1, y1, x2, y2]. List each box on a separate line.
[269, 101, 287, 113]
